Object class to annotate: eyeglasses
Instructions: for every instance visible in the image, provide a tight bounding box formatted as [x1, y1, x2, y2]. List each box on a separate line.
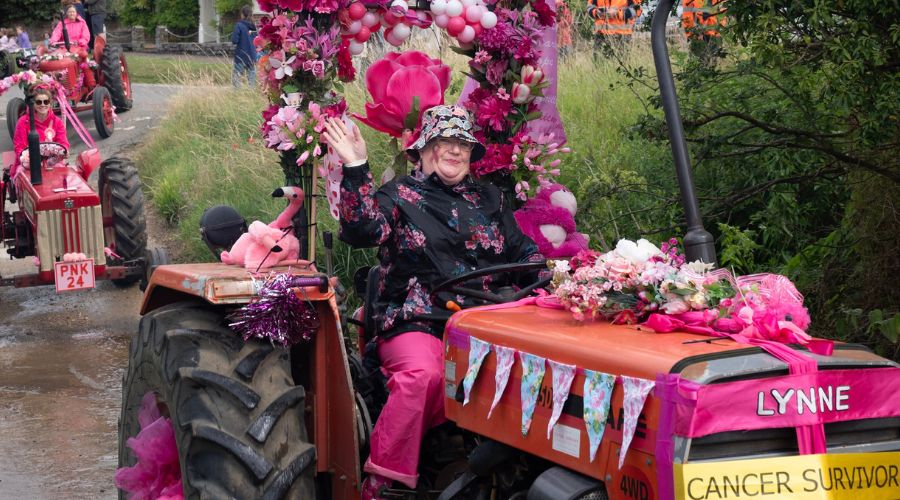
[34, 99, 51, 105]
[435, 138, 475, 152]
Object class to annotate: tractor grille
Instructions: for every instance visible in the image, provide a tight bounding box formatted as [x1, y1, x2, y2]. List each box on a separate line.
[36, 206, 107, 272]
[678, 365, 900, 462]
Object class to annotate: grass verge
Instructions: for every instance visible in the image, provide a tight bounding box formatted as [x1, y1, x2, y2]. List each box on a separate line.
[126, 53, 233, 85]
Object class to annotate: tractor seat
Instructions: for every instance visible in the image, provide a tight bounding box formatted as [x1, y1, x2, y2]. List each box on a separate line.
[199, 205, 248, 257]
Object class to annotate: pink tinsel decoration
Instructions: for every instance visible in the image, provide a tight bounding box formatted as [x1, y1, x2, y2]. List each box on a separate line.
[228, 273, 321, 347]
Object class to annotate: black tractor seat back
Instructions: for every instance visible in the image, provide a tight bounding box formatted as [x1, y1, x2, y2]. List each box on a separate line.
[199, 205, 248, 258]
[352, 265, 382, 344]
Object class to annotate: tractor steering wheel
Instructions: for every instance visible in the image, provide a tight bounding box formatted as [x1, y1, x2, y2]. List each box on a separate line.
[40, 142, 68, 162]
[430, 261, 550, 306]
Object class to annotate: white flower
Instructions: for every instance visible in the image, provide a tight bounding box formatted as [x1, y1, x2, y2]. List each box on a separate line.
[614, 238, 662, 265]
[682, 260, 715, 274]
[552, 260, 571, 273]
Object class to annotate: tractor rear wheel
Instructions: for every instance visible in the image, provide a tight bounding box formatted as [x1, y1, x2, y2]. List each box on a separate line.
[118, 302, 317, 499]
[6, 97, 24, 140]
[99, 157, 147, 286]
[93, 86, 115, 138]
[101, 45, 133, 112]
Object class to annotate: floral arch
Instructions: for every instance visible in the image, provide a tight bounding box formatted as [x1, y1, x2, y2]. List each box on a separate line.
[255, 0, 569, 259]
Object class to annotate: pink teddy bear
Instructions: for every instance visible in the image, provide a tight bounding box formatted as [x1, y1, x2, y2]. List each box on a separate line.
[514, 183, 589, 258]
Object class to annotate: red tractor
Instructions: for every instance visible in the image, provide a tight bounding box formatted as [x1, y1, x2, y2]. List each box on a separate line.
[1, 97, 165, 292]
[5, 36, 131, 140]
[118, 1, 900, 498]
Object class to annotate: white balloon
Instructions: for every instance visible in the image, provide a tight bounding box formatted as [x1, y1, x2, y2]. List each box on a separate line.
[457, 24, 475, 43]
[430, 0, 447, 15]
[391, 0, 409, 12]
[480, 10, 497, 29]
[465, 4, 482, 23]
[346, 20, 362, 34]
[445, 0, 463, 17]
[362, 11, 380, 27]
[434, 13, 450, 28]
[385, 32, 404, 46]
[349, 39, 366, 55]
[392, 23, 411, 39]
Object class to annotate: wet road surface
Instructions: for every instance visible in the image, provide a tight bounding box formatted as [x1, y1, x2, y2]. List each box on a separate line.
[1, 82, 182, 498]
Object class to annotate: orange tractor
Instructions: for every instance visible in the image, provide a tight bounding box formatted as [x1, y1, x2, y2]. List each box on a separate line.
[5, 34, 131, 140]
[117, 0, 900, 498]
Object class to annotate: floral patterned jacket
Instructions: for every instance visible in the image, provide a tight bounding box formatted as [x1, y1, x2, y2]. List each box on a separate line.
[339, 163, 542, 340]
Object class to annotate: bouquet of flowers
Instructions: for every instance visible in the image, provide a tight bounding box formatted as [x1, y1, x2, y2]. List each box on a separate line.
[551, 239, 813, 346]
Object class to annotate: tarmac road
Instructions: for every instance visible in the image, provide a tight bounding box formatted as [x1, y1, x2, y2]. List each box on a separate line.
[0, 83, 181, 498]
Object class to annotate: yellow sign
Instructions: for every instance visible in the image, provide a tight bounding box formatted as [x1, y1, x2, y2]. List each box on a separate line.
[675, 452, 900, 500]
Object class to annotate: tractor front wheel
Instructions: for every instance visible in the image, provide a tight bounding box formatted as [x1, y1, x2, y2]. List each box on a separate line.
[99, 157, 147, 286]
[93, 86, 115, 138]
[101, 45, 133, 112]
[6, 97, 24, 140]
[118, 302, 317, 499]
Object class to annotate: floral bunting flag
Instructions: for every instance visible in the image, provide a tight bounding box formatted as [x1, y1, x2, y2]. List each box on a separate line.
[519, 351, 547, 436]
[463, 336, 492, 405]
[488, 345, 517, 419]
[583, 369, 615, 462]
[546, 360, 576, 438]
[618, 376, 655, 469]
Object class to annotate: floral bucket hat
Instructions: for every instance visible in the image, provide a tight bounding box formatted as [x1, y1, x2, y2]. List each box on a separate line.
[407, 104, 486, 162]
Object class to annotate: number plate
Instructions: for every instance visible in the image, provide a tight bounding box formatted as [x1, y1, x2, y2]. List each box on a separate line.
[54, 259, 96, 292]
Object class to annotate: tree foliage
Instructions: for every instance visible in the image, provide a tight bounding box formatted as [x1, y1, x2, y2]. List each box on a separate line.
[110, 0, 199, 30]
[0, 0, 62, 24]
[586, 0, 899, 357]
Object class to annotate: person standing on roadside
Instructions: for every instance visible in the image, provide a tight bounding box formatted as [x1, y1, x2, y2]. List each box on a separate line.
[231, 5, 258, 88]
[83, 0, 106, 51]
[16, 25, 32, 49]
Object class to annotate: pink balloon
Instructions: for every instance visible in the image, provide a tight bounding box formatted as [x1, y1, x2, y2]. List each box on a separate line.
[447, 15, 466, 36]
[362, 11, 380, 27]
[346, 20, 362, 35]
[348, 2, 367, 20]
[457, 24, 475, 43]
[471, 22, 483, 36]
[392, 23, 411, 40]
[385, 31, 404, 47]
[382, 11, 400, 26]
[349, 39, 365, 55]
[434, 13, 450, 28]
[354, 26, 371, 42]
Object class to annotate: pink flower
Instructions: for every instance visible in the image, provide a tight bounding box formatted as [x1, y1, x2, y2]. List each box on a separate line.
[511, 83, 531, 103]
[353, 51, 450, 138]
[520, 65, 545, 86]
[474, 95, 512, 132]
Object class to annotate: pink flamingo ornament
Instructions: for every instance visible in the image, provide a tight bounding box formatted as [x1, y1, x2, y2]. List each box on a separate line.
[220, 186, 306, 271]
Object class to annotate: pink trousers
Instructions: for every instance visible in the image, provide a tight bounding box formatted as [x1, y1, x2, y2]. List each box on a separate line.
[363, 331, 446, 489]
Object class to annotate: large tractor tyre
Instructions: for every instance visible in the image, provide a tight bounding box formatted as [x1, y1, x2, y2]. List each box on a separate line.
[118, 302, 317, 499]
[101, 45, 133, 111]
[6, 97, 25, 140]
[99, 157, 147, 286]
[93, 86, 115, 138]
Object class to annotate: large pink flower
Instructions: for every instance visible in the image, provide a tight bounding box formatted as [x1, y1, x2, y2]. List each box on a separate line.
[353, 51, 450, 138]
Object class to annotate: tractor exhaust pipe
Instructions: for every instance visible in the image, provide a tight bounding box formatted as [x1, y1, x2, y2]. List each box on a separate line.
[650, 0, 716, 264]
[26, 95, 42, 186]
[61, 11, 71, 52]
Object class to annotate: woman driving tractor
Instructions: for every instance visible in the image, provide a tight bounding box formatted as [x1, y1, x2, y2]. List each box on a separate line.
[49, 4, 91, 52]
[12, 84, 68, 178]
[323, 105, 542, 500]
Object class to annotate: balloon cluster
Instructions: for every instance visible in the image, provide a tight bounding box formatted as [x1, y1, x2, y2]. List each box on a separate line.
[340, 0, 498, 53]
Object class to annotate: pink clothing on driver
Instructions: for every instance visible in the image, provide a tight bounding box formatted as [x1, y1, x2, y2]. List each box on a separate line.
[12, 111, 68, 177]
[363, 331, 447, 489]
[50, 16, 91, 48]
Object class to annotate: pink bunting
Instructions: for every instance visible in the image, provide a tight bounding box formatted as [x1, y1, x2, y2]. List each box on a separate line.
[462, 336, 491, 405]
[488, 345, 517, 419]
[618, 376, 655, 469]
[546, 360, 576, 438]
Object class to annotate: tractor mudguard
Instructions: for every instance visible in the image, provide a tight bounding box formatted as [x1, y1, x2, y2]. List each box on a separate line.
[139, 261, 321, 314]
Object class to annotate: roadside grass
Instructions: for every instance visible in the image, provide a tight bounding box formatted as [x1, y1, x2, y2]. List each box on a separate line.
[134, 40, 668, 289]
[126, 53, 233, 85]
